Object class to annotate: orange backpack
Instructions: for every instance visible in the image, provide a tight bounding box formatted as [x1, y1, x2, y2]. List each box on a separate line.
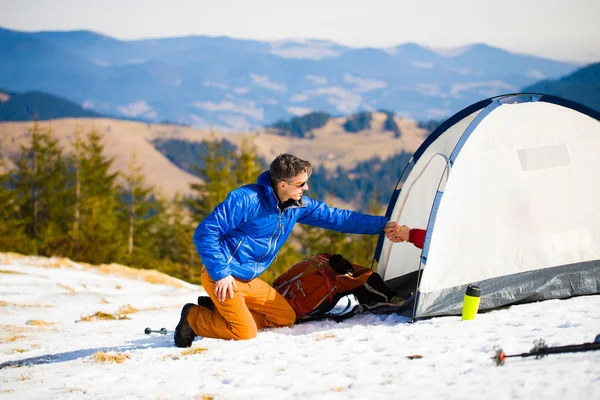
[272, 253, 374, 319]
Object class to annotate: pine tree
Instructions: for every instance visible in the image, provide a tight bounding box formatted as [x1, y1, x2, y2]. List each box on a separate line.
[69, 128, 85, 251]
[68, 127, 122, 264]
[152, 193, 202, 283]
[187, 132, 237, 221]
[9, 121, 71, 255]
[0, 161, 31, 253]
[114, 152, 157, 265]
[235, 136, 263, 186]
[347, 189, 382, 267]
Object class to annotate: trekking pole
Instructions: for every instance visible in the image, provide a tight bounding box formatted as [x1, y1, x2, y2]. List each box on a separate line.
[144, 327, 168, 335]
[492, 334, 600, 366]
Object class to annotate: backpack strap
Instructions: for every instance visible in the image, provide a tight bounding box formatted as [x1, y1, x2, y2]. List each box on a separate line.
[296, 302, 365, 324]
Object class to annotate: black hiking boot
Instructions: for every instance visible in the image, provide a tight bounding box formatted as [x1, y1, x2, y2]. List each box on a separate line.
[174, 303, 196, 348]
[197, 296, 215, 311]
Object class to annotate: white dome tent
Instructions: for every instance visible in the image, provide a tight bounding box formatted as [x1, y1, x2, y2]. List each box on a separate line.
[374, 93, 600, 320]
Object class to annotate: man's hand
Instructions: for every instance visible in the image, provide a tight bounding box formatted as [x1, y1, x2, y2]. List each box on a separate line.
[214, 275, 237, 302]
[384, 222, 411, 243]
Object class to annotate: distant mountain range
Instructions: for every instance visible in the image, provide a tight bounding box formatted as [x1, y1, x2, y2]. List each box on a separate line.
[0, 89, 101, 121]
[523, 62, 600, 112]
[0, 27, 584, 130]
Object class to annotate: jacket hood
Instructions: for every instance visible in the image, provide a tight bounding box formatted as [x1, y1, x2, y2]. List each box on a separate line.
[257, 171, 280, 210]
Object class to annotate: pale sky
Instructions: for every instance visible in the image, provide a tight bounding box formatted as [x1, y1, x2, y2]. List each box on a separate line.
[1, 0, 599, 62]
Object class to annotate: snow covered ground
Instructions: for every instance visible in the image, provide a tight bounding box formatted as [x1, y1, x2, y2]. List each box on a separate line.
[1, 252, 599, 400]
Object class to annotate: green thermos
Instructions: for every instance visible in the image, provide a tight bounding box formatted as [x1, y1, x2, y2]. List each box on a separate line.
[462, 284, 481, 320]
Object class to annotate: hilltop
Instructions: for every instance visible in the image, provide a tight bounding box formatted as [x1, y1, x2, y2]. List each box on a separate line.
[0, 112, 427, 199]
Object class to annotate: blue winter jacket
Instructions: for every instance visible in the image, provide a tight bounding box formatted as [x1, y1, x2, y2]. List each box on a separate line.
[193, 171, 388, 282]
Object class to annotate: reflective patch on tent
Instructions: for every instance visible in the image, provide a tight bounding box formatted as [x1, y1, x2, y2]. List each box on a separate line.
[517, 144, 571, 171]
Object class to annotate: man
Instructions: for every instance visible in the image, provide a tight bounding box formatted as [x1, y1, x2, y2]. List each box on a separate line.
[174, 153, 401, 346]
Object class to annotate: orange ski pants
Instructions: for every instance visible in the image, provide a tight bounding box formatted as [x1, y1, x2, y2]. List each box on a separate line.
[187, 267, 297, 340]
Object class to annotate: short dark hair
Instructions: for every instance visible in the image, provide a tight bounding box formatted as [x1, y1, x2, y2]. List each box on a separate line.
[270, 153, 312, 182]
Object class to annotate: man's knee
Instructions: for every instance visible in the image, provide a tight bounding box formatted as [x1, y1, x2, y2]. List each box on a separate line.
[280, 308, 297, 326]
[231, 325, 257, 340]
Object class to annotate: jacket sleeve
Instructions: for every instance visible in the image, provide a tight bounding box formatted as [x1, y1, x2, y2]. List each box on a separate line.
[193, 190, 249, 282]
[409, 228, 426, 249]
[297, 197, 388, 234]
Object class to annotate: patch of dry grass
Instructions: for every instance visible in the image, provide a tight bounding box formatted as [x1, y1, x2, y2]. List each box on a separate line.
[0, 251, 190, 290]
[13, 348, 27, 353]
[181, 347, 208, 356]
[0, 269, 26, 275]
[162, 354, 180, 361]
[0, 300, 49, 309]
[117, 304, 139, 315]
[2, 334, 25, 343]
[313, 333, 335, 341]
[25, 320, 56, 326]
[97, 263, 188, 288]
[195, 395, 214, 400]
[45, 257, 80, 269]
[91, 351, 130, 364]
[57, 283, 76, 293]
[0, 252, 26, 264]
[77, 312, 130, 322]
[333, 387, 345, 392]
[100, 298, 110, 304]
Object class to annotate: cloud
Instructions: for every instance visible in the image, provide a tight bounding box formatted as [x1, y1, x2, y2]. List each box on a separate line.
[316, 87, 363, 114]
[271, 47, 340, 60]
[448, 67, 473, 76]
[449, 80, 517, 98]
[218, 114, 253, 131]
[411, 61, 434, 69]
[288, 86, 363, 114]
[250, 74, 286, 92]
[233, 87, 250, 94]
[290, 94, 310, 102]
[287, 106, 313, 116]
[305, 75, 328, 85]
[117, 100, 157, 118]
[415, 84, 443, 97]
[191, 100, 264, 121]
[526, 69, 546, 80]
[204, 81, 230, 90]
[89, 58, 111, 67]
[425, 108, 453, 119]
[188, 113, 210, 129]
[343, 74, 387, 93]
[270, 39, 341, 60]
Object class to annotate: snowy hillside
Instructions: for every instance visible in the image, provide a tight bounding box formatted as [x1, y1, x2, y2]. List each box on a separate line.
[1, 253, 599, 399]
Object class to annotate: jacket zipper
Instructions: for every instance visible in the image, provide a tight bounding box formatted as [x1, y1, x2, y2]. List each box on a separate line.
[226, 237, 245, 264]
[252, 210, 283, 279]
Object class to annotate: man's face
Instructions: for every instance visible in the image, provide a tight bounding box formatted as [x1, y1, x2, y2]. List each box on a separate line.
[280, 171, 309, 201]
